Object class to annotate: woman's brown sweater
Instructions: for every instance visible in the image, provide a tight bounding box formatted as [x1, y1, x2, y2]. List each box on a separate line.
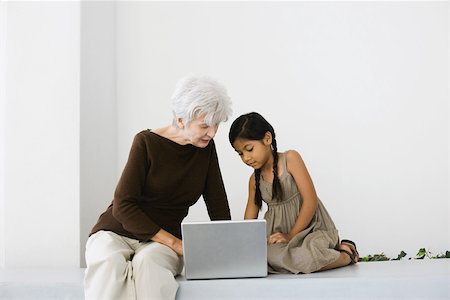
[90, 130, 231, 241]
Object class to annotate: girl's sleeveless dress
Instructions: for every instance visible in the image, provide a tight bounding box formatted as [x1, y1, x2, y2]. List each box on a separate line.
[260, 152, 341, 274]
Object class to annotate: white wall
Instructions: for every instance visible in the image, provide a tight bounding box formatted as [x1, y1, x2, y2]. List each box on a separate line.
[2, 2, 80, 267]
[0, 1, 7, 267]
[115, 1, 449, 258]
[0, 1, 448, 268]
[80, 1, 117, 268]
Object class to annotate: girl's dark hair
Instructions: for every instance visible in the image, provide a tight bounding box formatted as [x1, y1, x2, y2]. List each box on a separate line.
[229, 112, 283, 209]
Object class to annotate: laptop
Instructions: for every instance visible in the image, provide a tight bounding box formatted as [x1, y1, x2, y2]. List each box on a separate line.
[181, 219, 268, 280]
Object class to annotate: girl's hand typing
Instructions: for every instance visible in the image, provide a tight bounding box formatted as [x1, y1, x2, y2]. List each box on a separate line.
[268, 232, 292, 244]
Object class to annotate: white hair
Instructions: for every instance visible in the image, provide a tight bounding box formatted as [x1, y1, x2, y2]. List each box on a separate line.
[171, 75, 232, 126]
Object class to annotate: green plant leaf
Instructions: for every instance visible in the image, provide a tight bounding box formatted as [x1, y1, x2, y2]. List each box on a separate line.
[392, 250, 407, 260]
[359, 249, 450, 262]
[432, 250, 450, 259]
[416, 248, 427, 259]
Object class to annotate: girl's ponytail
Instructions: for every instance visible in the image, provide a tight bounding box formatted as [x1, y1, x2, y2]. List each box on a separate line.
[271, 138, 284, 202]
[254, 169, 263, 209]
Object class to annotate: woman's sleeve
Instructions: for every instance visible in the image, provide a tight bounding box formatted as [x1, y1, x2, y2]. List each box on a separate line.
[112, 132, 161, 241]
[203, 140, 232, 220]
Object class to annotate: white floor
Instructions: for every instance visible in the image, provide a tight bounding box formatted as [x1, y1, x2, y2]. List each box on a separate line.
[0, 259, 448, 299]
[177, 259, 450, 300]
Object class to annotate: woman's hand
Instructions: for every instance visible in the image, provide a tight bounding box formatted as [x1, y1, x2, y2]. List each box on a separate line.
[151, 229, 184, 256]
[171, 239, 183, 256]
[268, 232, 292, 244]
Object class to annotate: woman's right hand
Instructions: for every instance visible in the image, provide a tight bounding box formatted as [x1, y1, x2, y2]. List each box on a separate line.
[151, 229, 184, 256]
[171, 239, 183, 256]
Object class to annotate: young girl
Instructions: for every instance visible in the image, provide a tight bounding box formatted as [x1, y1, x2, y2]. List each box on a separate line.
[229, 112, 358, 274]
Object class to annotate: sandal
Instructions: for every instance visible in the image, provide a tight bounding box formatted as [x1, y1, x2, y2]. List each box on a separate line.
[339, 239, 359, 265]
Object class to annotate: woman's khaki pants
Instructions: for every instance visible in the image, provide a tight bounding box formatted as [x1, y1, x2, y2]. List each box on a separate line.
[84, 231, 183, 300]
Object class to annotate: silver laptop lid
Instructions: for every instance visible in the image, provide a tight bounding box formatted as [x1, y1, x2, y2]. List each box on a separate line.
[181, 219, 267, 280]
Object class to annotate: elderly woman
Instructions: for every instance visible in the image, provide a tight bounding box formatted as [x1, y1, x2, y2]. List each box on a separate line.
[84, 75, 233, 300]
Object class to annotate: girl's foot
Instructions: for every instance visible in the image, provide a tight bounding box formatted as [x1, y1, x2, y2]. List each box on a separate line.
[339, 239, 359, 265]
